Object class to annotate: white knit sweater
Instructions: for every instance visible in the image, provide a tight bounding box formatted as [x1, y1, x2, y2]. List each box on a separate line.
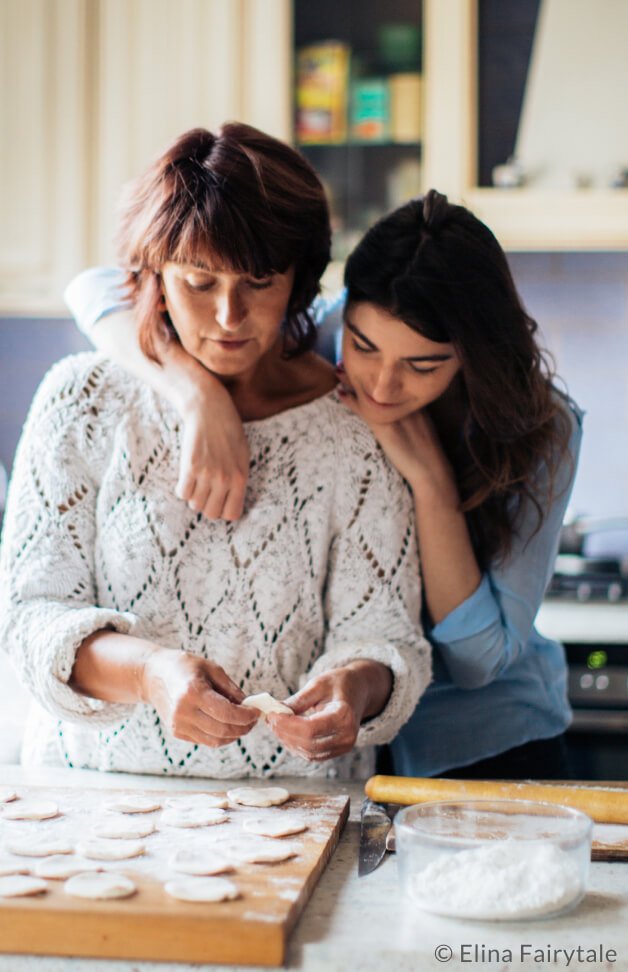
[0, 354, 430, 779]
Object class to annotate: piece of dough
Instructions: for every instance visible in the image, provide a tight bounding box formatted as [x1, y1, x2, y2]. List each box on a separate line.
[242, 814, 308, 838]
[0, 788, 18, 804]
[34, 855, 101, 880]
[164, 877, 239, 902]
[93, 817, 156, 840]
[160, 806, 228, 829]
[169, 848, 233, 876]
[0, 875, 47, 897]
[0, 860, 29, 877]
[164, 793, 229, 811]
[104, 794, 161, 814]
[227, 786, 290, 808]
[241, 692, 293, 716]
[65, 872, 136, 900]
[77, 838, 145, 861]
[1, 800, 60, 821]
[218, 838, 297, 864]
[7, 837, 74, 857]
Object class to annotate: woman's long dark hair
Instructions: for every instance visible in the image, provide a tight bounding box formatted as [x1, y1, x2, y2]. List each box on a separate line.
[116, 123, 331, 360]
[344, 190, 572, 566]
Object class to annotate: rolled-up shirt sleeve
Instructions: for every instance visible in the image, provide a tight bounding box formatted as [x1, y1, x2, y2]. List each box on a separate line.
[64, 267, 130, 337]
[430, 402, 583, 689]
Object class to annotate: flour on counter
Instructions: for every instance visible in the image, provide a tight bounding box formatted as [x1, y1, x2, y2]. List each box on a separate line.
[411, 841, 583, 920]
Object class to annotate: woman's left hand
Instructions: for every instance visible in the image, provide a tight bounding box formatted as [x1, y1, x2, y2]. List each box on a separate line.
[266, 661, 392, 762]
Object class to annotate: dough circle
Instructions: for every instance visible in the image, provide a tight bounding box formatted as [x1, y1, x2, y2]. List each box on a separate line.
[164, 793, 228, 811]
[241, 692, 293, 716]
[227, 786, 290, 808]
[104, 794, 161, 814]
[65, 872, 136, 900]
[34, 855, 101, 880]
[94, 817, 156, 840]
[160, 806, 228, 829]
[0, 788, 18, 804]
[0, 860, 29, 877]
[1, 800, 60, 821]
[77, 838, 145, 861]
[0, 875, 47, 897]
[242, 814, 308, 838]
[164, 877, 239, 903]
[169, 848, 233, 876]
[7, 837, 74, 858]
[218, 838, 297, 864]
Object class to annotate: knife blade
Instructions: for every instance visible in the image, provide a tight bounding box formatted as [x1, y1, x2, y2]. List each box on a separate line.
[358, 798, 393, 876]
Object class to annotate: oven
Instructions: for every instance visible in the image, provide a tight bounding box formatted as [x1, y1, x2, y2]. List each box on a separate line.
[537, 516, 628, 780]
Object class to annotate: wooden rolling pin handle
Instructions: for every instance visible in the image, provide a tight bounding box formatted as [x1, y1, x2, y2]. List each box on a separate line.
[365, 775, 628, 824]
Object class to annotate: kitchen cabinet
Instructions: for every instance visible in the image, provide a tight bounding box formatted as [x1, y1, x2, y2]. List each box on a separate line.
[0, 0, 292, 314]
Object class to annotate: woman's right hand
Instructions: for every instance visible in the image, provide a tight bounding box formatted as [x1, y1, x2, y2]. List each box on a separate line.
[177, 382, 250, 521]
[140, 648, 259, 747]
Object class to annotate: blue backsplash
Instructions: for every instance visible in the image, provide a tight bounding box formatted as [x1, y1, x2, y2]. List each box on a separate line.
[1, 252, 627, 518]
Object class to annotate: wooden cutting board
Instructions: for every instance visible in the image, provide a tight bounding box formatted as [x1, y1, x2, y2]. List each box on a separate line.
[0, 783, 349, 966]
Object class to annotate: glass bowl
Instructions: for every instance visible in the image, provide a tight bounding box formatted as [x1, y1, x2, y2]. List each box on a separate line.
[395, 799, 593, 921]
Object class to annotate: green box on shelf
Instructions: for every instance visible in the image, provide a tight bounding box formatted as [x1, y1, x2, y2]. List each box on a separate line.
[350, 78, 390, 143]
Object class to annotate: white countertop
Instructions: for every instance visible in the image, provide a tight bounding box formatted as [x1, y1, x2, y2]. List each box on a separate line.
[1, 765, 628, 972]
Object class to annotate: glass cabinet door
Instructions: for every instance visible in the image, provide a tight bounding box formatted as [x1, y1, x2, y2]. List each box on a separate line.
[293, 0, 423, 260]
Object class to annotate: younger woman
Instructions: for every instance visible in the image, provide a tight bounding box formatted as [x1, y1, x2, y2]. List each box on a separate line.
[65, 189, 582, 779]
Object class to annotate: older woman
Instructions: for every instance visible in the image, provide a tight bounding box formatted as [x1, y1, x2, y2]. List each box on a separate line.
[0, 124, 430, 778]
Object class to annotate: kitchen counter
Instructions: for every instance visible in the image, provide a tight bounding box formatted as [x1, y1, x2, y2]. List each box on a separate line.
[1, 765, 627, 972]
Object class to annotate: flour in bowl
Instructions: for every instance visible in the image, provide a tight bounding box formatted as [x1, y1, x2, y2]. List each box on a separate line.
[411, 841, 583, 920]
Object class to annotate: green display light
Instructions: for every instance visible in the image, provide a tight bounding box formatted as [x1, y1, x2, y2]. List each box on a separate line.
[587, 650, 607, 670]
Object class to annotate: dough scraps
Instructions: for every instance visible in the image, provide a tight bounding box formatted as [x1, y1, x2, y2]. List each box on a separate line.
[0, 860, 30, 877]
[0, 875, 47, 897]
[7, 836, 74, 858]
[164, 793, 229, 811]
[160, 806, 228, 829]
[65, 872, 136, 900]
[93, 817, 156, 840]
[1, 800, 60, 821]
[242, 814, 308, 838]
[34, 855, 102, 880]
[227, 786, 290, 808]
[217, 837, 297, 864]
[164, 876, 239, 903]
[0, 788, 18, 804]
[104, 794, 162, 814]
[77, 838, 146, 861]
[241, 692, 293, 716]
[169, 848, 233, 876]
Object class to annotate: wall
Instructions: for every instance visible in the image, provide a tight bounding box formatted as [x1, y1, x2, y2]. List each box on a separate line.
[1, 252, 628, 518]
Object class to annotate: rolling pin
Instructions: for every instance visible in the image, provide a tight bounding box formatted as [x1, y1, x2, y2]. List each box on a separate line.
[365, 775, 628, 824]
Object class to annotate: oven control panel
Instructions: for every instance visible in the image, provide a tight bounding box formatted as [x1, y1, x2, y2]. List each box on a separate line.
[566, 645, 628, 707]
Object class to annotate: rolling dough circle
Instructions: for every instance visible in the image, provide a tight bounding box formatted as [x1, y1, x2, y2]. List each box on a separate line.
[0, 788, 18, 804]
[160, 806, 228, 829]
[93, 817, 156, 840]
[0, 860, 30, 877]
[164, 877, 239, 903]
[77, 838, 145, 861]
[169, 848, 233, 876]
[227, 786, 290, 808]
[164, 793, 228, 811]
[218, 838, 297, 864]
[7, 837, 74, 858]
[242, 814, 308, 838]
[34, 855, 101, 880]
[104, 794, 161, 814]
[1, 800, 60, 821]
[241, 692, 293, 716]
[65, 872, 136, 900]
[0, 875, 47, 897]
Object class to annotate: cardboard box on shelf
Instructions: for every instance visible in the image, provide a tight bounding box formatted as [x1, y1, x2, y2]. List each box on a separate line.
[389, 73, 422, 143]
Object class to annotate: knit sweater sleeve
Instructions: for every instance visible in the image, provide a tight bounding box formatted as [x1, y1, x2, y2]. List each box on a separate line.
[305, 401, 431, 746]
[0, 355, 141, 727]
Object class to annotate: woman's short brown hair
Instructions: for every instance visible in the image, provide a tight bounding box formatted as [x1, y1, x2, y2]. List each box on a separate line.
[115, 123, 331, 359]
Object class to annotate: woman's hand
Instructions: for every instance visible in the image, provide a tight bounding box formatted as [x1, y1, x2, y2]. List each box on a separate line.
[141, 648, 259, 747]
[266, 661, 392, 762]
[177, 382, 250, 521]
